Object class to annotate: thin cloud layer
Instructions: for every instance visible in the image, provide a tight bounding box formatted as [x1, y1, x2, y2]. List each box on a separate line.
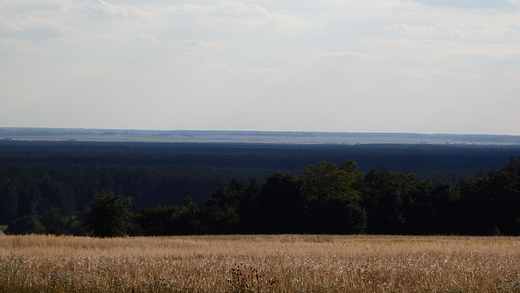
[410, 0, 520, 9]
[0, 0, 519, 134]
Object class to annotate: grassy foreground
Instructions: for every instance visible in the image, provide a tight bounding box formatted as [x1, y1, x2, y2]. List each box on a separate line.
[1, 235, 520, 293]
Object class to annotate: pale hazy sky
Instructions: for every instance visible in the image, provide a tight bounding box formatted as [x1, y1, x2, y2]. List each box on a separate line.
[1, 0, 519, 134]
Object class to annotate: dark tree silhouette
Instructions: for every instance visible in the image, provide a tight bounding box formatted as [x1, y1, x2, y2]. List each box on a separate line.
[81, 191, 133, 237]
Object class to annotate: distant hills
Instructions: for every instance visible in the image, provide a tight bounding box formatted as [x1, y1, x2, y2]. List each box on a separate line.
[1, 127, 520, 145]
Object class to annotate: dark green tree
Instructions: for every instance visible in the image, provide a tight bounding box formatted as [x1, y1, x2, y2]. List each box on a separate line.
[299, 160, 366, 234]
[252, 173, 304, 234]
[363, 167, 415, 234]
[237, 178, 262, 233]
[428, 179, 459, 234]
[81, 191, 133, 237]
[136, 197, 199, 235]
[195, 179, 245, 234]
[39, 209, 83, 236]
[5, 215, 45, 235]
[135, 205, 179, 236]
[171, 197, 199, 234]
[458, 157, 520, 235]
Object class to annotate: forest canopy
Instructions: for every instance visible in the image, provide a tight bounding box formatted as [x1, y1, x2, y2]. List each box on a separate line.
[1, 141, 519, 236]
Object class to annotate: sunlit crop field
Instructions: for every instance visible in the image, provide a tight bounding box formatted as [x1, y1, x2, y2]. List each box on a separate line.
[1, 235, 520, 292]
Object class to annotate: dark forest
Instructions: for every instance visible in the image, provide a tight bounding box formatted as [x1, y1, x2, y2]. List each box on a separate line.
[1, 140, 519, 236]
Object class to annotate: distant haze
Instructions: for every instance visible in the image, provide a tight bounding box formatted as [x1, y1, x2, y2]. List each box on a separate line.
[1, 0, 519, 135]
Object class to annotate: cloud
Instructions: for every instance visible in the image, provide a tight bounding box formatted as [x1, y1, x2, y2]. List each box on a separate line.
[364, 36, 520, 59]
[159, 2, 309, 30]
[381, 23, 438, 35]
[319, 0, 353, 3]
[176, 52, 216, 64]
[0, 14, 78, 39]
[0, 0, 71, 13]
[0, 39, 10, 58]
[179, 39, 205, 46]
[394, 68, 482, 79]
[82, 0, 151, 19]
[316, 51, 373, 63]
[129, 34, 159, 44]
[381, 22, 511, 38]
[443, 43, 520, 59]
[85, 34, 123, 43]
[410, 0, 520, 9]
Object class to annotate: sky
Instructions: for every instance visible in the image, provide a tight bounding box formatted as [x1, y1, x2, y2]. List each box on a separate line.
[1, 0, 519, 135]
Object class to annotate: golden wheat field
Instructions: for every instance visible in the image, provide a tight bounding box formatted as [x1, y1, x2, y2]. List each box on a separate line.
[1, 235, 520, 293]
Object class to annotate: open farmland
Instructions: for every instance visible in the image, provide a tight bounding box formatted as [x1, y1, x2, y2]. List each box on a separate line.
[1, 235, 520, 292]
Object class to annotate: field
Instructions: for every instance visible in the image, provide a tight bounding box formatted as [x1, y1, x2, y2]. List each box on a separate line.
[1, 235, 520, 292]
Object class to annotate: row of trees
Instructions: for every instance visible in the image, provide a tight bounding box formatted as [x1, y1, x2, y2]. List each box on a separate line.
[0, 163, 274, 225]
[79, 158, 520, 237]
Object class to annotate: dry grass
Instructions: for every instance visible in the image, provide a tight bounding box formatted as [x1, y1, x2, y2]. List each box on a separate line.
[1, 234, 520, 292]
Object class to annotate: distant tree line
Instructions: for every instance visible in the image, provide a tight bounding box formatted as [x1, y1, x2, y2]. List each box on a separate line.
[1, 141, 520, 236]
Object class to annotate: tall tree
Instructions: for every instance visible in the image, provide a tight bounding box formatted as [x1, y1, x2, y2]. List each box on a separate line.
[81, 191, 133, 237]
[253, 173, 304, 234]
[195, 179, 245, 234]
[363, 167, 415, 234]
[300, 160, 366, 234]
[458, 157, 520, 235]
